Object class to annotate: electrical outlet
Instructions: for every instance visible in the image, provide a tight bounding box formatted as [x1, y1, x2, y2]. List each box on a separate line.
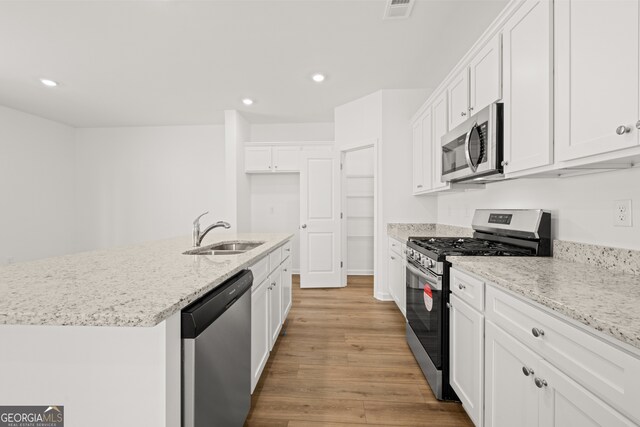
[614, 199, 633, 227]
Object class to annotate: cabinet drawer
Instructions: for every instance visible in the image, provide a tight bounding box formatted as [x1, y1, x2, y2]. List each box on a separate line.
[281, 241, 292, 260]
[451, 267, 485, 312]
[249, 256, 269, 290]
[389, 237, 404, 257]
[269, 247, 283, 271]
[486, 284, 640, 423]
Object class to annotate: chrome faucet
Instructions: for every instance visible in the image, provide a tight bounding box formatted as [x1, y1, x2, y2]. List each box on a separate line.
[192, 211, 231, 247]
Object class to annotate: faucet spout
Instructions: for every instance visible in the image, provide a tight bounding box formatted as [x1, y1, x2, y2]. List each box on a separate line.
[195, 220, 231, 247]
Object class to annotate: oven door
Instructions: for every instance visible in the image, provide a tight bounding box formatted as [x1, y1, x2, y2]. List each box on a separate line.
[405, 262, 443, 369]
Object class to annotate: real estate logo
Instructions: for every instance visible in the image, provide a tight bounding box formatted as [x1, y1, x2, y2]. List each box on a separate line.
[0, 406, 64, 427]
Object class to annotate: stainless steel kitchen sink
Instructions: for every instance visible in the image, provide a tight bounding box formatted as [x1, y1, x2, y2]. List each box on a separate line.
[182, 241, 264, 256]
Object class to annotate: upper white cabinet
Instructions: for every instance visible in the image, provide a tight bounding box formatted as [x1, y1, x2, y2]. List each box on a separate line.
[555, 0, 640, 162]
[502, 0, 553, 174]
[245, 145, 301, 173]
[431, 90, 449, 190]
[469, 33, 502, 116]
[412, 108, 434, 193]
[412, 119, 424, 193]
[448, 69, 470, 130]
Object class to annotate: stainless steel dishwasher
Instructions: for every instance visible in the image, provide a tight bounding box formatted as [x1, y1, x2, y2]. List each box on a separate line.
[181, 269, 253, 427]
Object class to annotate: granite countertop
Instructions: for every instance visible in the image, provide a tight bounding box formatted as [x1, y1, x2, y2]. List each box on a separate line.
[449, 256, 640, 350]
[0, 233, 292, 328]
[387, 223, 474, 241]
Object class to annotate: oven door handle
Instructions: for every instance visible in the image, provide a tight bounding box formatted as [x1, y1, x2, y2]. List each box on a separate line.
[464, 122, 479, 173]
[406, 263, 442, 291]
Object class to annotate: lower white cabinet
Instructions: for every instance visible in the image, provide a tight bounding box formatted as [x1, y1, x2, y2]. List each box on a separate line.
[250, 277, 270, 393]
[450, 294, 484, 427]
[268, 265, 283, 350]
[249, 241, 292, 393]
[485, 320, 637, 427]
[388, 238, 406, 316]
[281, 257, 292, 320]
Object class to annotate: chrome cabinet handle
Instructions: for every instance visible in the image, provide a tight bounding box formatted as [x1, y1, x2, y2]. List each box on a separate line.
[501, 160, 509, 166]
[446, 302, 452, 309]
[522, 366, 535, 377]
[534, 378, 548, 388]
[417, 184, 423, 188]
[636, 120, 640, 130]
[461, 112, 467, 117]
[532, 327, 545, 338]
[301, 224, 307, 229]
[616, 125, 630, 135]
[285, 248, 290, 252]
[469, 106, 474, 112]
[458, 283, 466, 290]
[391, 256, 396, 260]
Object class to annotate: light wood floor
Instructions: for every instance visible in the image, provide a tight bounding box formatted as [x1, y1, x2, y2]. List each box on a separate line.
[245, 275, 473, 427]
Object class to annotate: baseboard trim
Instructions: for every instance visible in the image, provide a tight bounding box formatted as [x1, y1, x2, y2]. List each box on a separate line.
[347, 270, 374, 275]
[375, 291, 393, 301]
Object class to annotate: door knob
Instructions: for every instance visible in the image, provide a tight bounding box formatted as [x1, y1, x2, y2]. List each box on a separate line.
[301, 224, 307, 229]
[616, 125, 630, 135]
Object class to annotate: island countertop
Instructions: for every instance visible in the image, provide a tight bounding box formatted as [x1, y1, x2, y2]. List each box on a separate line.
[449, 256, 640, 351]
[0, 233, 292, 328]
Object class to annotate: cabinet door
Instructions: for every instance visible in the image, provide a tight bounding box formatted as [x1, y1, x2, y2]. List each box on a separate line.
[412, 119, 424, 193]
[251, 279, 270, 393]
[268, 267, 283, 350]
[450, 295, 484, 427]
[431, 90, 448, 189]
[273, 146, 301, 172]
[485, 320, 539, 427]
[281, 257, 292, 320]
[502, 0, 553, 174]
[388, 251, 402, 312]
[470, 33, 502, 115]
[555, 0, 639, 161]
[420, 108, 434, 191]
[448, 68, 470, 129]
[245, 147, 273, 172]
[538, 360, 637, 427]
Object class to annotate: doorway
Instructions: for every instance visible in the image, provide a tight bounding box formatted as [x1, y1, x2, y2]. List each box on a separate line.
[340, 142, 377, 289]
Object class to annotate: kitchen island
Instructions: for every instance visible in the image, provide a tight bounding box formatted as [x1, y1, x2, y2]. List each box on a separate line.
[0, 233, 292, 427]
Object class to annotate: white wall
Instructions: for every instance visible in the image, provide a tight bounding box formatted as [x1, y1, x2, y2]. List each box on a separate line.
[437, 167, 640, 250]
[75, 125, 227, 250]
[250, 122, 334, 142]
[0, 105, 76, 264]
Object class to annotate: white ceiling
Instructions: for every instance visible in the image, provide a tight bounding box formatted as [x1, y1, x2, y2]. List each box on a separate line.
[0, 0, 508, 127]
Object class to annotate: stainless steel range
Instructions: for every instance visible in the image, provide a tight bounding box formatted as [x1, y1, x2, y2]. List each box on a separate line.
[404, 209, 551, 401]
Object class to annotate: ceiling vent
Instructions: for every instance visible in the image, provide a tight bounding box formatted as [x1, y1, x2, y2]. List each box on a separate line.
[383, 0, 415, 20]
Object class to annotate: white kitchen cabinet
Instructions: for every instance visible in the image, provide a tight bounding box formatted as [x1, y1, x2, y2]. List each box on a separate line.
[268, 265, 283, 350]
[388, 244, 405, 316]
[538, 360, 637, 427]
[281, 257, 292, 321]
[250, 277, 270, 393]
[448, 69, 470, 130]
[412, 118, 424, 193]
[431, 90, 448, 190]
[555, 0, 639, 162]
[450, 294, 484, 427]
[245, 146, 272, 172]
[469, 33, 502, 116]
[485, 320, 540, 427]
[245, 145, 302, 173]
[502, 0, 553, 175]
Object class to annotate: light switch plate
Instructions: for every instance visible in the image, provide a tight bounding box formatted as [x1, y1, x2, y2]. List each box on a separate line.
[614, 199, 633, 227]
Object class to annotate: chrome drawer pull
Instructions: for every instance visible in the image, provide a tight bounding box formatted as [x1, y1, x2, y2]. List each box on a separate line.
[458, 284, 466, 290]
[534, 377, 548, 388]
[522, 366, 534, 377]
[531, 327, 545, 338]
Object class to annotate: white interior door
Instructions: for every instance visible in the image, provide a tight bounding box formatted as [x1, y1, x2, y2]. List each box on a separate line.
[300, 150, 341, 288]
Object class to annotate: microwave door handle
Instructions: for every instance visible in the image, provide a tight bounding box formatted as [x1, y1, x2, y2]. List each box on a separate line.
[406, 264, 442, 291]
[464, 122, 479, 173]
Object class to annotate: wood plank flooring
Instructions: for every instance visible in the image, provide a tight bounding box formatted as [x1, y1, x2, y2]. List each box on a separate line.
[245, 275, 473, 427]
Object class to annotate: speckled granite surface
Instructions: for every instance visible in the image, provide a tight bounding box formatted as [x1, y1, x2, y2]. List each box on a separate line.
[0, 233, 292, 327]
[387, 223, 436, 241]
[435, 224, 474, 238]
[450, 256, 640, 350]
[554, 240, 640, 275]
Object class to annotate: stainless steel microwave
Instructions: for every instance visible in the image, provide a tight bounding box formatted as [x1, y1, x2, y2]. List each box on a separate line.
[441, 102, 503, 182]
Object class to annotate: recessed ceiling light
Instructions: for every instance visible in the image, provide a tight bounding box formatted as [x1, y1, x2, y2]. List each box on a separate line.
[242, 98, 254, 106]
[312, 73, 326, 83]
[40, 78, 58, 87]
